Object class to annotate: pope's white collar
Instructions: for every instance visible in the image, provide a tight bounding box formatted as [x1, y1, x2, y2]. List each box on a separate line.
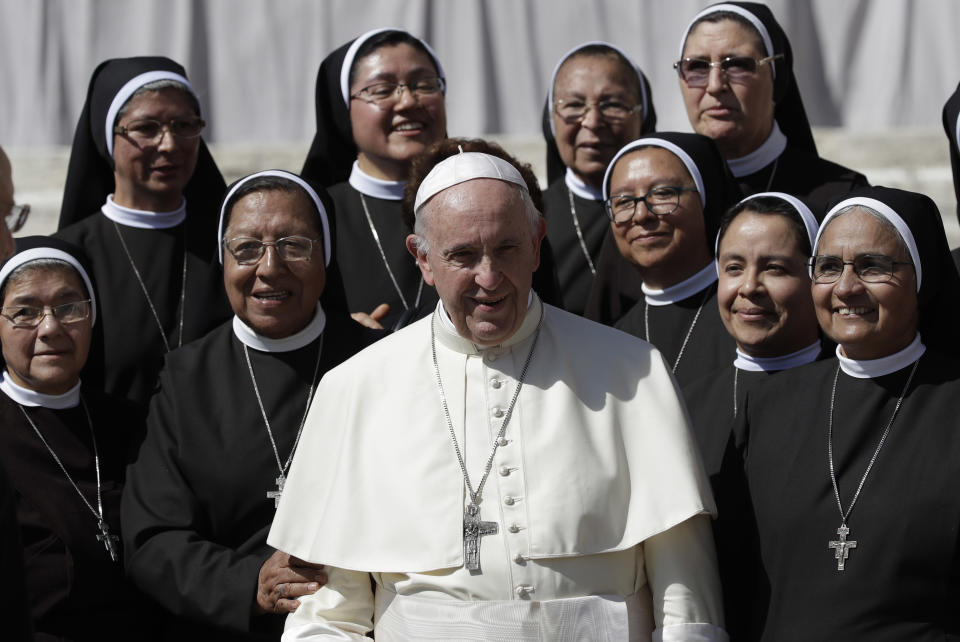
[101, 194, 187, 229]
[726, 122, 788, 178]
[837, 333, 926, 379]
[734, 340, 822, 372]
[348, 162, 406, 201]
[564, 167, 604, 202]
[0, 371, 81, 409]
[642, 262, 717, 306]
[436, 291, 539, 355]
[232, 304, 327, 353]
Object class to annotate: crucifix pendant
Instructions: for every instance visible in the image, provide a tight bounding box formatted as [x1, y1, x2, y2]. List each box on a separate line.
[266, 475, 285, 508]
[463, 502, 498, 572]
[828, 523, 857, 571]
[97, 520, 119, 562]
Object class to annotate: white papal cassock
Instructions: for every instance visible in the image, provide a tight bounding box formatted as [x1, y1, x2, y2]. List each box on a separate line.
[268, 295, 727, 641]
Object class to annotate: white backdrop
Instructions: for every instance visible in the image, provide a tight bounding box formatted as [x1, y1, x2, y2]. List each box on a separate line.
[2, 0, 960, 146]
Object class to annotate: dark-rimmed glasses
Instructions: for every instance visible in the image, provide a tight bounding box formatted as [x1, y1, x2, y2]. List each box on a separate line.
[673, 54, 784, 87]
[113, 118, 206, 145]
[605, 187, 699, 223]
[223, 236, 320, 266]
[809, 254, 914, 284]
[1, 300, 92, 328]
[553, 97, 641, 125]
[350, 77, 446, 106]
[4, 203, 29, 232]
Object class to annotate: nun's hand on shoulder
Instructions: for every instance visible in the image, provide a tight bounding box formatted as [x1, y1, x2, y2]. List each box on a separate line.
[253, 550, 327, 616]
[350, 303, 390, 330]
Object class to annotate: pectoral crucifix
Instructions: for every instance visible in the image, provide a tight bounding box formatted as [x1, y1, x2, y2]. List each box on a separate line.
[267, 475, 285, 508]
[463, 502, 498, 572]
[828, 523, 857, 571]
[97, 519, 120, 562]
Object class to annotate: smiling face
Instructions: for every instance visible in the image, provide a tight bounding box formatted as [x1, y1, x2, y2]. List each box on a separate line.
[717, 210, 819, 357]
[607, 147, 712, 289]
[349, 42, 447, 181]
[407, 179, 545, 347]
[112, 87, 201, 211]
[812, 207, 918, 360]
[552, 53, 643, 189]
[0, 265, 92, 395]
[223, 189, 326, 339]
[680, 19, 776, 159]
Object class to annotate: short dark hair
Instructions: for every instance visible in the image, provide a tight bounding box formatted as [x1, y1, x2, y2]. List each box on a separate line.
[717, 195, 811, 256]
[349, 30, 441, 89]
[116, 79, 201, 124]
[555, 45, 642, 103]
[221, 176, 322, 238]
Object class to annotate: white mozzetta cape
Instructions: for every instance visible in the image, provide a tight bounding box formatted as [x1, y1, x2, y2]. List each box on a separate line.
[269, 296, 715, 572]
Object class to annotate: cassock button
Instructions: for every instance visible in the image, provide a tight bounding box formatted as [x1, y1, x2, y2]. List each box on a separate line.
[508, 524, 520, 533]
[493, 407, 505, 418]
[497, 437, 509, 447]
[499, 465, 511, 477]
[504, 496, 515, 506]
[514, 553, 526, 564]
[490, 378, 502, 389]
[486, 353, 498, 363]
[515, 584, 533, 596]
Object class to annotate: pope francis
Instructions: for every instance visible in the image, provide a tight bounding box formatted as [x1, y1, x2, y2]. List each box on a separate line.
[267, 146, 728, 641]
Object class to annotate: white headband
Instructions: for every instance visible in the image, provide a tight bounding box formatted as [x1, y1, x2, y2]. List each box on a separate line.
[679, 4, 778, 79]
[218, 170, 332, 267]
[339, 28, 446, 108]
[414, 152, 528, 215]
[602, 138, 706, 208]
[814, 196, 921, 290]
[547, 41, 650, 136]
[0, 247, 98, 326]
[105, 70, 198, 157]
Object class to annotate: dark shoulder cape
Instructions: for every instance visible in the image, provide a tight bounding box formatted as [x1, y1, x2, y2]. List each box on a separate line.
[734, 353, 960, 640]
[0, 388, 154, 640]
[542, 179, 608, 316]
[55, 213, 232, 408]
[122, 314, 379, 641]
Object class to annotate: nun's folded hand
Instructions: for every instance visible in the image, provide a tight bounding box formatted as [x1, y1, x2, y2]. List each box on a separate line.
[253, 550, 327, 615]
[351, 302, 390, 330]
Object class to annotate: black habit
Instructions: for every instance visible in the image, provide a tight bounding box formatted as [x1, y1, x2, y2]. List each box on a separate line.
[122, 314, 379, 641]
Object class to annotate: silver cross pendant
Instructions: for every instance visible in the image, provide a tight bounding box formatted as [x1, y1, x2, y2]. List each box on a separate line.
[267, 474, 285, 508]
[463, 502, 498, 572]
[97, 519, 119, 562]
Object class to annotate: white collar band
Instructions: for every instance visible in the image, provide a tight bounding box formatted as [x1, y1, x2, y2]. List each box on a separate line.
[348, 162, 406, 200]
[726, 122, 787, 177]
[565, 168, 604, 201]
[105, 70, 197, 157]
[102, 194, 186, 230]
[836, 333, 925, 379]
[734, 340, 821, 372]
[0, 371, 81, 409]
[643, 262, 717, 306]
[232, 304, 327, 353]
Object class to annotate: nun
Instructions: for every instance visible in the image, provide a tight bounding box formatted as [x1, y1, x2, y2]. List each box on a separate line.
[302, 28, 559, 330]
[734, 186, 960, 640]
[0, 237, 155, 640]
[586, 133, 741, 386]
[122, 171, 380, 641]
[540, 42, 656, 315]
[676, 2, 867, 211]
[55, 56, 231, 409]
[942, 80, 960, 269]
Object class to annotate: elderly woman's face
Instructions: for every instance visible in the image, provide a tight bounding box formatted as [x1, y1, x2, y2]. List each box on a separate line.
[0, 266, 92, 395]
[349, 43, 447, 181]
[223, 189, 325, 339]
[812, 208, 918, 360]
[552, 54, 643, 189]
[112, 87, 200, 211]
[680, 19, 776, 159]
[717, 211, 818, 357]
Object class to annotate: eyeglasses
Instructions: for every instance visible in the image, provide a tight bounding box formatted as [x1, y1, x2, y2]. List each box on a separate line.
[809, 254, 914, 284]
[605, 187, 699, 223]
[4, 203, 29, 232]
[1, 300, 92, 328]
[553, 97, 641, 125]
[350, 77, 446, 105]
[673, 54, 784, 87]
[223, 236, 320, 266]
[113, 117, 206, 145]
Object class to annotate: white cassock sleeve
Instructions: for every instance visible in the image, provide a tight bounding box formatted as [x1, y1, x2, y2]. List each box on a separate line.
[646, 514, 729, 642]
[281, 567, 374, 641]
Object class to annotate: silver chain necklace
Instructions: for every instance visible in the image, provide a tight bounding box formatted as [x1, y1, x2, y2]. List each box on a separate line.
[359, 193, 423, 312]
[826, 359, 918, 571]
[764, 157, 779, 191]
[566, 187, 596, 276]
[644, 287, 710, 373]
[112, 221, 187, 353]
[430, 312, 542, 572]
[243, 335, 324, 508]
[733, 367, 740, 417]
[18, 396, 119, 562]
